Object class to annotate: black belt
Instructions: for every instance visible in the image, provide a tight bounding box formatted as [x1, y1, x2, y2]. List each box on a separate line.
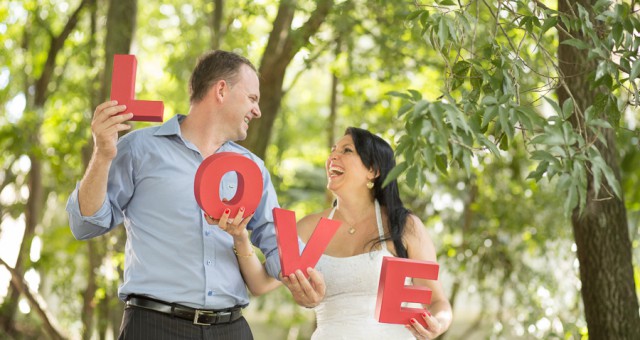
[125, 295, 243, 325]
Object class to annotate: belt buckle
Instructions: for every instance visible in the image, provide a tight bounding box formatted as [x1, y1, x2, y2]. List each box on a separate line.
[193, 309, 215, 325]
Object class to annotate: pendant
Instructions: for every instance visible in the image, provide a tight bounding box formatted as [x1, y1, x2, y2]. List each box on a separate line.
[348, 226, 356, 234]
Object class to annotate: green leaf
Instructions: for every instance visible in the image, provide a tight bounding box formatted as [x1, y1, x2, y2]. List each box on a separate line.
[406, 165, 419, 189]
[382, 161, 408, 188]
[542, 96, 562, 116]
[594, 0, 612, 11]
[560, 39, 589, 50]
[499, 106, 513, 141]
[612, 23, 623, 45]
[387, 91, 412, 100]
[600, 160, 622, 199]
[407, 10, 425, 21]
[630, 59, 640, 81]
[412, 100, 429, 118]
[564, 181, 579, 216]
[527, 160, 549, 181]
[481, 96, 497, 105]
[398, 102, 413, 118]
[408, 89, 423, 101]
[591, 155, 604, 198]
[482, 106, 497, 128]
[540, 16, 558, 34]
[435, 154, 448, 174]
[438, 0, 457, 6]
[530, 150, 558, 165]
[587, 119, 613, 129]
[562, 98, 574, 119]
[438, 16, 449, 48]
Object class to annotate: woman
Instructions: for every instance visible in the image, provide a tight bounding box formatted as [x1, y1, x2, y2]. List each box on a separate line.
[294, 127, 452, 339]
[216, 127, 452, 339]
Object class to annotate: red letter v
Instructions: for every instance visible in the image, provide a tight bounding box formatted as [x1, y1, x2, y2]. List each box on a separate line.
[273, 208, 341, 278]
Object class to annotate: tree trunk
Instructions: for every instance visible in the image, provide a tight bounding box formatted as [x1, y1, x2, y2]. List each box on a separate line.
[240, 0, 334, 159]
[557, 0, 640, 338]
[81, 0, 137, 338]
[210, 0, 225, 49]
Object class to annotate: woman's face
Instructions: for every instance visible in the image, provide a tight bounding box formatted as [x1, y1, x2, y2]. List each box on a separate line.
[326, 134, 373, 194]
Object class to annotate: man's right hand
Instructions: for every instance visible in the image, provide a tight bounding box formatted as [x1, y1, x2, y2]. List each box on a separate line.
[91, 100, 133, 160]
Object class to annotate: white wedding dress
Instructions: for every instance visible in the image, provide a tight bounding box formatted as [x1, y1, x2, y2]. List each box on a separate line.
[311, 201, 414, 339]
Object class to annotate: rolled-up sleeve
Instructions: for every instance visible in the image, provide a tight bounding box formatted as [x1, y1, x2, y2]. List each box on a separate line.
[66, 137, 135, 240]
[248, 158, 283, 279]
[66, 184, 114, 239]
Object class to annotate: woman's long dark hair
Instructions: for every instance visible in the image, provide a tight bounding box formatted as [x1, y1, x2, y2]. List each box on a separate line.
[345, 127, 410, 258]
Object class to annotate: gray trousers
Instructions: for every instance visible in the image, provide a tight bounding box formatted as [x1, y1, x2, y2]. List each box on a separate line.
[118, 306, 254, 340]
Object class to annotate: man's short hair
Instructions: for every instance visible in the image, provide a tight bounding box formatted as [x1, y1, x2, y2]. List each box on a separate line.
[189, 50, 257, 103]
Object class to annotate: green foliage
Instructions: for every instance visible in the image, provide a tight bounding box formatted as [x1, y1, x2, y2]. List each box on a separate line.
[1, 0, 638, 338]
[390, 1, 639, 217]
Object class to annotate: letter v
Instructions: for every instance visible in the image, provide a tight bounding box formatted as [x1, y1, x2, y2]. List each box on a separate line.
[273, 208, 341, 278]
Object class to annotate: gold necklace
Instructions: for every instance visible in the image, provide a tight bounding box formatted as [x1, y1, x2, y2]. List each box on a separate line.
[336, 209, 371, 235]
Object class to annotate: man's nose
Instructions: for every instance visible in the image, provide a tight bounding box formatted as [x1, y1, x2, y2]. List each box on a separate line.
[252, 105, 261, 118]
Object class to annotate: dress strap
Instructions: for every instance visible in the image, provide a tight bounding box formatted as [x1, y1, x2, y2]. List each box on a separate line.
[374, 200, 387, 250]
[328, 206, 337, 219]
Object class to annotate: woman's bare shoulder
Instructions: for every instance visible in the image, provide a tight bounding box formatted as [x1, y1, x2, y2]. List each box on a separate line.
[297, 208, 334, 241]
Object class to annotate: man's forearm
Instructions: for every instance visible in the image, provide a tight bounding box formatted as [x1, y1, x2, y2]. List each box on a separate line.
[78, 154, 112, 216]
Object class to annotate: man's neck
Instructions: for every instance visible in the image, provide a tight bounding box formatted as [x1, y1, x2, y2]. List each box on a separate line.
[181, 106, 227, 158]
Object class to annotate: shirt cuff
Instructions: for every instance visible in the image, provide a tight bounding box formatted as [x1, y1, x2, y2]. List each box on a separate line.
[66, 182, 112, 229]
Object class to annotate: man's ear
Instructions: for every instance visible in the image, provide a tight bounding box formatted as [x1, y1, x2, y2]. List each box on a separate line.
[212, 79, 228, 103]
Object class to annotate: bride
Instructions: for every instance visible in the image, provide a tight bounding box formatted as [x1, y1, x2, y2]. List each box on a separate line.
[216, 127, 452, 339]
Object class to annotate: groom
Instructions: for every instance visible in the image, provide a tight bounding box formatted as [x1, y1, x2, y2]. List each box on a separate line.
[66, 50, 324, 339]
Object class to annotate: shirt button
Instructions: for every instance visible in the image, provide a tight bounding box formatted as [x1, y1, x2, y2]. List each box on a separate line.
[206, 260, 212, 265]
[208, 290, 213, 296]
[205, 231, 210, 236]
[228, 184, 235, 189]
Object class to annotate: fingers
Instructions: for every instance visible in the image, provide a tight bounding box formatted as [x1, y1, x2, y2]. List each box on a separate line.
[306, 267, 326, 298]
[405, 311, 441, 339]
[203, 213, 218, 225]
[283, 268, 325, 308]
[204, 207, 252, 237]
[90, 101, 133, 160]
[93, 100, 132, 126]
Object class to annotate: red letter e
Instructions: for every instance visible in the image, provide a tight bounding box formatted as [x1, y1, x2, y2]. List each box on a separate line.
[375, 256, 439, 328]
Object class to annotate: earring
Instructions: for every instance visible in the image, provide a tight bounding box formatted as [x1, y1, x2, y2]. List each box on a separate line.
[366, 180, 374, 189]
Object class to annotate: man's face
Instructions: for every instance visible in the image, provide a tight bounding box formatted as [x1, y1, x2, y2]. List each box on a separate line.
[223, 65, 261, 141]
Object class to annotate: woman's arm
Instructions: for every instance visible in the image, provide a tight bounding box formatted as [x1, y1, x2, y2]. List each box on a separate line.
[205, 207, 281, 296]
[404, 214, 453, 339]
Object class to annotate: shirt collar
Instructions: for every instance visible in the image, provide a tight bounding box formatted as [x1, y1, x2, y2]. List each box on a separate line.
[153, 114, 185, 137]
[153, 114, 236, 152]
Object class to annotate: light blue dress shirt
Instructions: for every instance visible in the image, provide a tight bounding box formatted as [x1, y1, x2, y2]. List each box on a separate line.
[66, 114, 281, 309]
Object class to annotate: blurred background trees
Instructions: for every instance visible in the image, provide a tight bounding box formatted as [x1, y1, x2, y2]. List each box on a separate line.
[0, 0, 637, 339]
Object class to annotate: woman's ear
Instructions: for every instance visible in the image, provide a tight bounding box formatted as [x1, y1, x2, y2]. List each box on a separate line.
[368, 167, 380, 180]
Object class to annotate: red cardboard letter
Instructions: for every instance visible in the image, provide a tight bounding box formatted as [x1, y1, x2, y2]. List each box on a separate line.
[273, 208, 341, 278]
[110, 54, 164, 122]
[194, 152, 263, 219]
[375, 256, 439, 328]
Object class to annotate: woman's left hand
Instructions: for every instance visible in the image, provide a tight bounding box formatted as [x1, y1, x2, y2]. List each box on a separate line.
[405, 311, 443, 339]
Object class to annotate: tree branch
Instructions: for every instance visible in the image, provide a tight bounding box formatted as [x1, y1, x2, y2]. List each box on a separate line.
[34, 0, 89, 106]
[0, 258, 64, 340]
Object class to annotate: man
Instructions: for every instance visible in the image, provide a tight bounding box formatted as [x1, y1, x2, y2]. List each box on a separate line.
[67, 50, 324, 339]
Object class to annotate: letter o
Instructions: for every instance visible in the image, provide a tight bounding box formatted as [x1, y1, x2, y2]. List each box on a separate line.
[194, 152, 263, 219]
